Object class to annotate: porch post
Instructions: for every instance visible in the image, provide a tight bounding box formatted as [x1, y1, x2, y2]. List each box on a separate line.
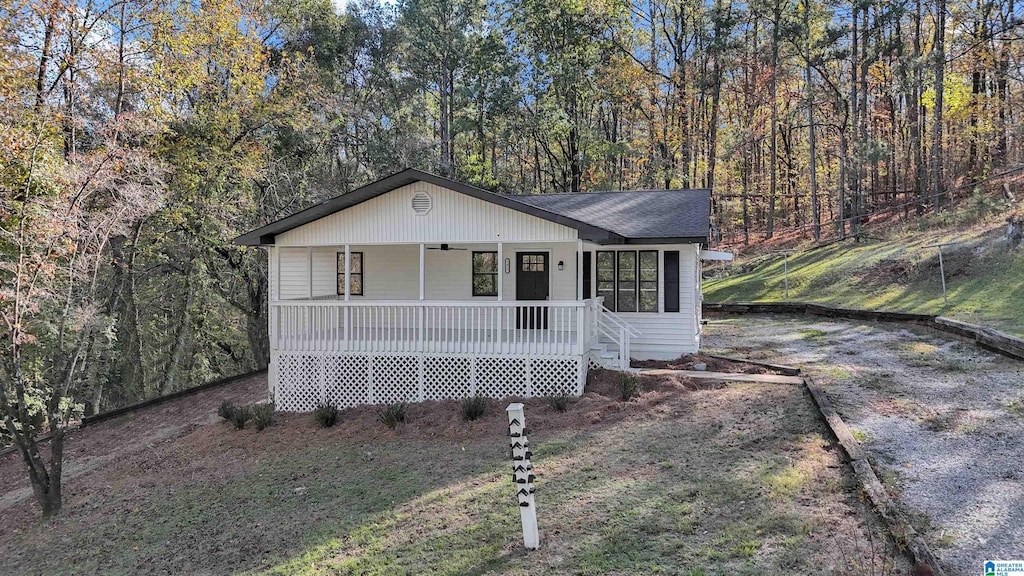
[344, 245, 351, 301]
[308, 247, 314, 298]
[497, 242, 504, 301]
[576, 240, 583, 300]
[418, 243, 425, 300]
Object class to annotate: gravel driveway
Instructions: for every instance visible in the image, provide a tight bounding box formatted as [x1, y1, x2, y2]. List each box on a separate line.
[702, 315, 1024, 576]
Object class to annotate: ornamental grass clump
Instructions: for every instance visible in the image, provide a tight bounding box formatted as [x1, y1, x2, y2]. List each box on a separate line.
[620, 373, 641, 401]
[313, 403, 340, 428]
[461, 395, 488, 421]
[377, 402, 408, 429]
[217, 400, 237, 421]
[250, 403, 275, 431]
[230, 405, 250, 429]
[546, 393, 572, 412]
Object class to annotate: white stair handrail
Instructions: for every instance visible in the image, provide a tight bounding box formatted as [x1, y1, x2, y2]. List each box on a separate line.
[590, 298, 641, 338]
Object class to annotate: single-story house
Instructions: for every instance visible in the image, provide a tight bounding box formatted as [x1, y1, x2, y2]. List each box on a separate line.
[234, 169, 712, 411]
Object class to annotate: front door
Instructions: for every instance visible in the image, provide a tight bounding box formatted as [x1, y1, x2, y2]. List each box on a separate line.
[516, 252, 549, 329]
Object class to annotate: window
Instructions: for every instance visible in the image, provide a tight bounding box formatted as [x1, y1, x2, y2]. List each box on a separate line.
[472, 251, 498, 296]
[639, 251, 658, 312]
[596, 250, 658, 313]
[520, 253, 545, 271]
[617, 251, 637, 312]
[596, 251, 616, 309]
[336, 252, 363, 295]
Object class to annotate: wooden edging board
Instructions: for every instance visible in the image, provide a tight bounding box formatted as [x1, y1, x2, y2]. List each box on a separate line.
[636, 369, 804, 385]
[80, 368, 267, 428]
[704, 301, 1024, 362]
[803, 376, 946, 576]
[704, 353, 802, 376]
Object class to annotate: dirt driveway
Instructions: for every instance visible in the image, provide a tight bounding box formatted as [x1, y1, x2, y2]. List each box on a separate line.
[703, 315, 1024, 576]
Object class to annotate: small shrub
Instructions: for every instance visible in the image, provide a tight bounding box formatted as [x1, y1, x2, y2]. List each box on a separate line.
[461, 395, 487, 421]
[230, 405, 250, 429]
[620, 372, 640, 401]
[314, 402, 340, 428]
[377, 402, 408, 429]
[546, 393, 571, 412]
[251, 403, 275, 431]
[217, 400, 236, 421]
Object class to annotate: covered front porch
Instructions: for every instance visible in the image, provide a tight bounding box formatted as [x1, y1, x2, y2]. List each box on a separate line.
[267, 240, 637, 411]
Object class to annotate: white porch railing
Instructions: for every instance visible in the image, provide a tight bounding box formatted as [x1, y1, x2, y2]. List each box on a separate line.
[270, 300, 589, 356]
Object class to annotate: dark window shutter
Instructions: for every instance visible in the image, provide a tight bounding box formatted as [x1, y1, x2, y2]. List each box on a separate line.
[664, 251, 680, 312]
[582, 252, 592, 299]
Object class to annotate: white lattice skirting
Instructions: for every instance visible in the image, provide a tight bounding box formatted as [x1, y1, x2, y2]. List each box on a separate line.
[272, 353, 586, 412]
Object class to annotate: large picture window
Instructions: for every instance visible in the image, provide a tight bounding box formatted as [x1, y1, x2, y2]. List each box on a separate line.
[596, 250, 658, 313]
[472, 251, 498, 296]
[337, 252, 363, 295]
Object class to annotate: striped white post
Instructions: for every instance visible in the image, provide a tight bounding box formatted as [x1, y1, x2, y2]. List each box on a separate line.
[507, 403, 539, 550]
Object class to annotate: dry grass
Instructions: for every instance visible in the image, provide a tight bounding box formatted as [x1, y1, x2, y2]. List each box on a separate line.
[0, 373, 905, 575]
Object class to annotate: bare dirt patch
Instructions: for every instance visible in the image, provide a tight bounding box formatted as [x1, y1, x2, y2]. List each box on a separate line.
[630, 352, 777, 373]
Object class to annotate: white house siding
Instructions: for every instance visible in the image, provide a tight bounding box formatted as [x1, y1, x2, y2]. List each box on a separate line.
[274, 181, 577, 246]
[583, 243, 700, 360]
[278, 247, 311, 299]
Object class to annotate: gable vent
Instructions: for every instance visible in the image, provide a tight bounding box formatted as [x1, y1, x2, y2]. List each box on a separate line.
[411, 191, 432, 215]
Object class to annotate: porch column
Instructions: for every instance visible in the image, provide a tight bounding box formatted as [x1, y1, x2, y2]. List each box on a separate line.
[576, 240, 583, 300]
[418, 243, 425, 300]
[497, 242, 504, 301]
[344, 245, 351, 300]
[308, 247, 313, 298]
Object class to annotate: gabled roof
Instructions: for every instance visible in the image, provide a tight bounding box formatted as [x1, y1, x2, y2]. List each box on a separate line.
[233, 168, 710, 246]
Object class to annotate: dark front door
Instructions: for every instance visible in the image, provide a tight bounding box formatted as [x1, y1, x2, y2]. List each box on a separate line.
[516, 252, 549, 329]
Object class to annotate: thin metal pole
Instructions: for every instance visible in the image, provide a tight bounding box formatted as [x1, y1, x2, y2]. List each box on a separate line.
[937, 247, 947, 306]
[784, 254, 789, 299]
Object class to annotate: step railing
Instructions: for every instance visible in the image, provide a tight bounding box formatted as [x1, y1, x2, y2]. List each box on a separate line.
[588, 297, 641, 368]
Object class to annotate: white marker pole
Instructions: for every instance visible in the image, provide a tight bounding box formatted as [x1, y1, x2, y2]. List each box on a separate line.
[507, 403, 539, 550]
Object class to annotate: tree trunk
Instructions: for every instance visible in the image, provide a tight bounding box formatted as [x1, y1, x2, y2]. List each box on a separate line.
[911, 0, 925, 214]
[931, 0, 946, 210]
[805, 0, 820, 241]
[766, 1, 781, 239]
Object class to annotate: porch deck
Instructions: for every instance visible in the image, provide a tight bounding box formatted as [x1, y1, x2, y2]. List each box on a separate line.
[267, 298, 638, 411]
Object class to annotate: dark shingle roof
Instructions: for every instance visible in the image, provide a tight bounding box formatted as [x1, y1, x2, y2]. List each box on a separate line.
[509, 189, 710, 243]
[234, 168, 710, 246]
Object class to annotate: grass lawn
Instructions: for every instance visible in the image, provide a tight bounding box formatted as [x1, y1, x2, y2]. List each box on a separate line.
[0, 373, 903, 575]
[705, 209, 1024, 337]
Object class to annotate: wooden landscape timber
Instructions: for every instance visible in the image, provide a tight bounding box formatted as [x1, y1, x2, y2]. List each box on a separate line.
[704, 302, 1024, 361]
[803, 376, 947, 576]
[704, 354, 802, 376]
[635, 369, 805, 385]
[80, 369, 267, 427]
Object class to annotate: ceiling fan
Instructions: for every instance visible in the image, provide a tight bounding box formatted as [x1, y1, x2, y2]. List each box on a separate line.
[425, 244, 467, 251]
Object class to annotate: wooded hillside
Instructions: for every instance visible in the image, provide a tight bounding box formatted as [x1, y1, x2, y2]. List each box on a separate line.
[2, 0, 1022, 412]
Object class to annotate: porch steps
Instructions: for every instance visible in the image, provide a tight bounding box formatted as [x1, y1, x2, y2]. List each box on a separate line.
[590, 342, 625, 370]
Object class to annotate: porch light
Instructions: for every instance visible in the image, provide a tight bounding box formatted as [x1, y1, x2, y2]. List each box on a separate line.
[557, 260, 564, 270]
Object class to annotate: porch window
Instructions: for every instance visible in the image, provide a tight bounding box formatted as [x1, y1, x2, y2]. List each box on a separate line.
[336, 252, 363, 295]
[596, 250, 658, 313]
[472, 251, 498, 296]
